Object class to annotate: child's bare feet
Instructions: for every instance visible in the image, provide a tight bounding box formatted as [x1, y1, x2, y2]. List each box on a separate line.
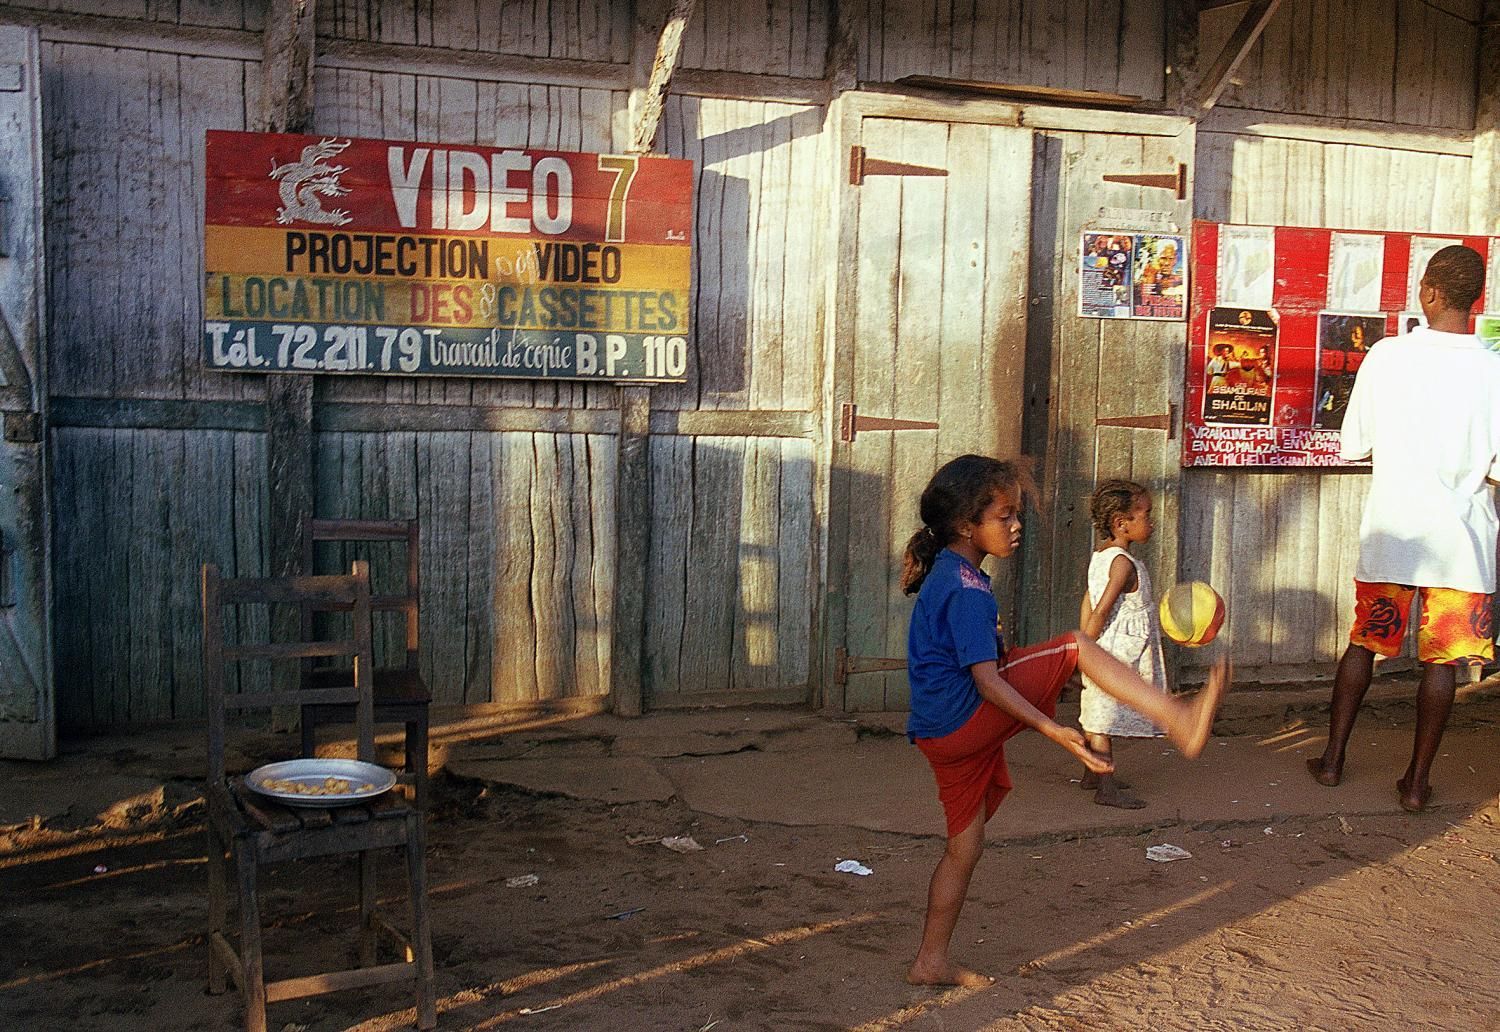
[1168, 657, 1230, 759]
[906, 960, 996, 988]
[1306, 756, 1342, 787]
[1396, 777, 1432, 812]
[1093, 776, 1145, 809]
[1080, 769, 1131, 790]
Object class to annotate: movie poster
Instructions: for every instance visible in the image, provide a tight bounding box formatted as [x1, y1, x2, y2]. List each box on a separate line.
[1313, 313, 1384, 430]
[1080, 233, 1133, 318]
[1132, 234, 1187, 320]
[1201, 307, 1277, 426]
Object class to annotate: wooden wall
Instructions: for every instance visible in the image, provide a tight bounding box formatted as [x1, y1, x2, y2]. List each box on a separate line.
[13, 0, 1492, 723]
[1199, 0, 1481, 128]
[33, 2, 830, 726]
[1185, 133, 1476, 680]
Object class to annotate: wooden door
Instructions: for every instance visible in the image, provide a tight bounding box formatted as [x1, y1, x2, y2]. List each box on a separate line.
[1018, 127, 1195, 663]
[828, 115, 1033, 711]
[0, 26, 54, 758]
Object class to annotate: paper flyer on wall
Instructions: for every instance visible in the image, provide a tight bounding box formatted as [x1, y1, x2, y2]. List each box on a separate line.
[1313, 313, 1384, 431]
[1132, 234, 1187, 319]
[1215, 225, 1275, 308]
[1399, 311, 1427, 335]
[1406, 236, 1451, 309]
[1079, 233, 1134, 317]
[1201, 307, 1277, 426]
[1327, 233, 1384, 312]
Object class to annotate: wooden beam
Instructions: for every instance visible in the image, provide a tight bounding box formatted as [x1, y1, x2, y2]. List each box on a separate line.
[824, 0, 858, 94]
[259, 1, 318, 731]
[1470, 0, 1500, 234]
[1164, 0, 1201, 114]
[610, 387, 651, 717]
[629, 0, 698, 154]
[1194, 0, 1282, 112]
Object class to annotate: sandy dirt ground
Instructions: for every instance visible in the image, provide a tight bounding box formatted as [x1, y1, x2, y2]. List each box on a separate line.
[5, 707, 1500, 1032]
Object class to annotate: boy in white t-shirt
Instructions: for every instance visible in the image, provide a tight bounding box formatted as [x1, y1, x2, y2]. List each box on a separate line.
[1306, 244, 1500, 812]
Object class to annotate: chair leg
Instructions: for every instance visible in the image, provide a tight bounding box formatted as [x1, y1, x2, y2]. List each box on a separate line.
[406, 813, 437, 1030]
[235, 845, 267, 1032]
[300, 709, 316, 760]
[407, 716, 430, 812]
[207, 826, 228, 995]
[358, 849, 378, 967]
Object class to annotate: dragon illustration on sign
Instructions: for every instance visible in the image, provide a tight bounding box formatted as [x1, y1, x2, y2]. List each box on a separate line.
[270, 137, 354, 226]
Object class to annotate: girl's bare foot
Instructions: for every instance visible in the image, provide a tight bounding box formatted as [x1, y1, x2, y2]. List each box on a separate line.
[1396, 777, 1432, 812]
[1093, 777, 1146, 809]
[1169, 658, 1229, 759]
[906, 960, 996, 987]
[1306, 756, 1342, 787]
[1080, 769, 1131, 790]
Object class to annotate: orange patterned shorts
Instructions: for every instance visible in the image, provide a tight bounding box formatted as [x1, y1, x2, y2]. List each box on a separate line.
[1349, 581, 1495, 666]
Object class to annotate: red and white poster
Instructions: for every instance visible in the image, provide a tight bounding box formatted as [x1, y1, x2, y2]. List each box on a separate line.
[1183, 222, 1496, 468]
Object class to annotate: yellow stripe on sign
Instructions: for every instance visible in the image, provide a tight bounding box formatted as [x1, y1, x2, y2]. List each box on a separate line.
[204, 225, 692, 290]
[205, 273, 691, 334]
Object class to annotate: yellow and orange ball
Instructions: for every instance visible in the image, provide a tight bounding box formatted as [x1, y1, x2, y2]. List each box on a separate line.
[1159, 581, 1226, 647]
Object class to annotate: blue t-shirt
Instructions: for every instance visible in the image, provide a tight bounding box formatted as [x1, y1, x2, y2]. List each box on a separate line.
[905, 549, 1007, 741]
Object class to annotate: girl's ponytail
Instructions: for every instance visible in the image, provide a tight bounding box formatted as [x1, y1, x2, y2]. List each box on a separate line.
[900, 526, 942, 595]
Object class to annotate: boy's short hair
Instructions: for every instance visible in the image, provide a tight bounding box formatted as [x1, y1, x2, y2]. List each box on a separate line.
[1423, 245, 1484, 312]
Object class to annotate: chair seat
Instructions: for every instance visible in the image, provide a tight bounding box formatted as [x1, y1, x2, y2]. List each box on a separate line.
[229, 778, 412, 833]
[303, 667, 431, 708]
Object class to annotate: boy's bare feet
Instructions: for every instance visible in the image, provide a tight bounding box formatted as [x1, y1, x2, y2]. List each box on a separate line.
[1093, 778, 1146, 809]
[1306, 756, 1342, 787]
[1080, 769, 1131, 790]
[1170, 657, 1230, 760]
[906, 960, 996, 988]
[1396, 777, 1432, 812]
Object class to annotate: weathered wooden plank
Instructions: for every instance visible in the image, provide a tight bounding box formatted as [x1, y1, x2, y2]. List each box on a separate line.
[777, 437, 814, 690]
[491, 433, 539, 703]
[644, 434, 691, 702]
[842, 115, 901, 712]
[731, 437, 778, 692]
[677, 437, 745, 693]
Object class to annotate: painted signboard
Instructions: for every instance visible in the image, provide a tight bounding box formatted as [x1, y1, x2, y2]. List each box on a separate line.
[1183, 222, 1498, 468]
[203, 131, 694, 382]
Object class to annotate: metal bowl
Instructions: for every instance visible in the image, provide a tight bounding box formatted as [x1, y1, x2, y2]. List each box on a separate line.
[245, 758, 396, 807]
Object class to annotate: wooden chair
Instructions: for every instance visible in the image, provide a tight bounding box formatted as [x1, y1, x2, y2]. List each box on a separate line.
[203, 561, 436, 1032]
[299, 518, 431, 811]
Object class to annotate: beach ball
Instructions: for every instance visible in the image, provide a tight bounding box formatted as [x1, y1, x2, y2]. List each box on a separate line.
[1159, 581, 1225, 647]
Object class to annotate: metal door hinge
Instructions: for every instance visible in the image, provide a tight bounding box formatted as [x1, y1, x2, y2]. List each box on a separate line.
[834, 647, 907, 685]
[849, 146, 948, 186]
[839, 403, 939, 443]
[1102, 163, 1188, 200]
[3, 411, 39, 443]
[1095, 403, 1177, 440]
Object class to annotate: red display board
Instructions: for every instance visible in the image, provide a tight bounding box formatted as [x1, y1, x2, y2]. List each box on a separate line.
[1182, 222, 1496, 468]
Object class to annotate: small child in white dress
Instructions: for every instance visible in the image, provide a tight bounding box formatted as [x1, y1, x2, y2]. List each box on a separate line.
[1078, 480, 1168, 809]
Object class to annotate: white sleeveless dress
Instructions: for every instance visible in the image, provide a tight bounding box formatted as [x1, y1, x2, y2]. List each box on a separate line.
[1080, 546, 1167, 738]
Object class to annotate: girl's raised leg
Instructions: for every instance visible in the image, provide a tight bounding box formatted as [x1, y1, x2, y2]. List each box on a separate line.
[1073, 634, 1228, 759]
[907, 809, 995, 988]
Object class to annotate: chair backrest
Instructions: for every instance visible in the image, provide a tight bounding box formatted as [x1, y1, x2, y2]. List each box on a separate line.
[203, 561, 375, 783]
[303, 518, 420, 671]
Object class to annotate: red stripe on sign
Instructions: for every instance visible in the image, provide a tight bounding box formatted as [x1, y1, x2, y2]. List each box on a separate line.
[1380, 235, 1410, 312]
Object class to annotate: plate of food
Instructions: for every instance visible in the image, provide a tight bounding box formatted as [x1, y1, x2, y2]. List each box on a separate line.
[245, 758, 396, 807]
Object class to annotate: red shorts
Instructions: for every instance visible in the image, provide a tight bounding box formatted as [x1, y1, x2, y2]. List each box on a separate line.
[915, 634, 1080, 838]
[1349, 581, 1495, 666]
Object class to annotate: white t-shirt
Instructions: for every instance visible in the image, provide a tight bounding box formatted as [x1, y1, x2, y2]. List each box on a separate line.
[1340, 326, 1500, 593]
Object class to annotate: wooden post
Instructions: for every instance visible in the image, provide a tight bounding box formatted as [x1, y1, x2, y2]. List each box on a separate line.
[1194, 0, 1282, 112]
[629, 0, 697, 153]
[260, 1, 318, 723]
[1163, 0, 1199, 115]
[824, 0, 859, 95]
[611, 2, 698, 716]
